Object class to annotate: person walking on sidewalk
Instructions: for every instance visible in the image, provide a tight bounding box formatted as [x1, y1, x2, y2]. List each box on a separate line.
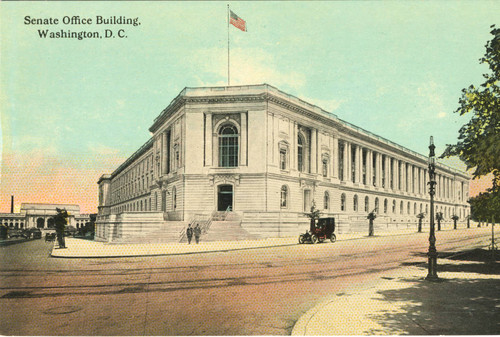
[194, 223, 202, 244]
[186, 224, 193, 244]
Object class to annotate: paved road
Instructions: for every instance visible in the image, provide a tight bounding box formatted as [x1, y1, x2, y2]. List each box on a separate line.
[0, 228, 492, 335]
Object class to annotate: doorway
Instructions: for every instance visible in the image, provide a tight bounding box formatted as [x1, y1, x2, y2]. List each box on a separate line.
[37, 218, 45, 228]
[218, 184, 233, 211]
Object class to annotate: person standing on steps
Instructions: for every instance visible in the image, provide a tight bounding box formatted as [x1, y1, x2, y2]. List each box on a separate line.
[194, 223, 202, 244]
[186, 224, 193, 244]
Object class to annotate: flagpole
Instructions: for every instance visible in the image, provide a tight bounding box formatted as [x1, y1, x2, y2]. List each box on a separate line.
[227, 4, 230, 86]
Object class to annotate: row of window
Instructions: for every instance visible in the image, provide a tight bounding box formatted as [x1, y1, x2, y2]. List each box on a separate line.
[279, 185, 468, 218]
[278, 133, 466, 202]
[112, 187, 179, 214]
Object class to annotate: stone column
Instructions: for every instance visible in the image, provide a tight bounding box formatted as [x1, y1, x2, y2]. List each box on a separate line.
[346, 142, 351, 182]
[342, 142, 348, 181]
[377, 153, 382, 187]
[205, 113, 212, 167]
[421, 169, 425, 196]
[384, 156, 390, 189]
[366, 150, 372, 186]
[354, 145, 360, 183]
[311, 128, 317, 174]
[162, 131, 168, 174]
[240, 112, 247, 166]
[292, 122, 298, 171]
[332, 136, 339, 178]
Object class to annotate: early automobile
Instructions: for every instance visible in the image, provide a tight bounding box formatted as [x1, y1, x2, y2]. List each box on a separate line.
[30, 228, 42, 239]
[299, 217, 336, 244]
[45, 232, 56, 242]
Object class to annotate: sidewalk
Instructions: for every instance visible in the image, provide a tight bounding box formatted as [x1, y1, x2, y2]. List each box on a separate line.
[50, 229, 420, 258]
[292, 248, 500, 335]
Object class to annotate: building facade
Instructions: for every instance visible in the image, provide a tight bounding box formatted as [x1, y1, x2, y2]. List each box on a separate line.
[96, 84, 470, 242]
[0, 203, 91, 230]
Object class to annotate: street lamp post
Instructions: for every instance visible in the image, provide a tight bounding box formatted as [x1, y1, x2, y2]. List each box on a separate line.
[426, 136, 439, 281]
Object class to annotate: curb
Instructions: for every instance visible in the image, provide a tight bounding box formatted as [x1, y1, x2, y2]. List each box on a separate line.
[0, 238, 38, 246]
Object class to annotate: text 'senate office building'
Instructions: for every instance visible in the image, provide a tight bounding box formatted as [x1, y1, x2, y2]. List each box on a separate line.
[96, 84, 470, 243]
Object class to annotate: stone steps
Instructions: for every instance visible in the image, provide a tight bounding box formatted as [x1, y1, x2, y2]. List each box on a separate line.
[195, 221, 260, 242]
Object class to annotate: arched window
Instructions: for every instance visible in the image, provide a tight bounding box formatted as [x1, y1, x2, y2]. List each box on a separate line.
[408, 202, 411, 214]
[414, 203, 417, 215]
[400, 201, 404, 214]
[420, 203, 423, 214]
[383, 199, 388, 214]
[426, 204, 428, 214]
[375, 198, 379, 212]
[364, 196, 369, 212]
[298, 135, 305, 172]
[219, 124, 239, 167]
[341, 193, 346, 211]
[353, 195, 358, 212]
[324, 191, 330, 210]
[280, 185, 288, 208]
[392, 200, 396, 213]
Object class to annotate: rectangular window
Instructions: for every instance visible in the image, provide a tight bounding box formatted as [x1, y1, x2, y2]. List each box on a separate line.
[322, 158, 328, 177]
[381, 155, 386, 188]
[390, 159, 394, 189]
[351, 146, 356, 183]
[280, 149, 287, 170]
[372, 153, 377, 186]
[362, 150, 367, 185]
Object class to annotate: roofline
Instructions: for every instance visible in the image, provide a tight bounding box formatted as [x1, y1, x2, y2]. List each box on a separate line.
[109, 138, 154, 179]
[145, 84, 469, 178]
[20, 203, 80, 207]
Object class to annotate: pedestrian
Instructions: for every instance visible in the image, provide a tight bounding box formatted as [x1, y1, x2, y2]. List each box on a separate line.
[194, 223, 201, 244]
[186, 224, 193, 244]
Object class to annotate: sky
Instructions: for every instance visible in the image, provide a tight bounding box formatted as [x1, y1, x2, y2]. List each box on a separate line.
[1, 1, 498, 213]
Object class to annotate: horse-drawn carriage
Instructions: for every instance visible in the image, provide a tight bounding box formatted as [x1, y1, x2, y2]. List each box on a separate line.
[298, 217, 336, 244]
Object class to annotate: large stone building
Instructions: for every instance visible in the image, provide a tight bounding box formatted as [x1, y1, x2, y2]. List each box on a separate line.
[96, 84, 470, 242]
[0, 203, 91, 229]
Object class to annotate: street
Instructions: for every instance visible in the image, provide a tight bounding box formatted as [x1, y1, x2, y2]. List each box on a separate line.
[0, 228, 493, 335]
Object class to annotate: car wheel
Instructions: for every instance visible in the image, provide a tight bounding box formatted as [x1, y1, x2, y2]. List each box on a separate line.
[330, 234, 337, 243]
[311, 235, 318, 244]
[298, 235, 305, 244]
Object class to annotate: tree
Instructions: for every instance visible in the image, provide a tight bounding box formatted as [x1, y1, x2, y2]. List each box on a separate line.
[436, 212, 444, 231]
[469, 190, 500, 225]
[367, 209, 377, 237]
[54, 208, 68, 248]
[416, 212, 426, 232]
[451, 215, 459, 229]
[441, 25, 500, 190]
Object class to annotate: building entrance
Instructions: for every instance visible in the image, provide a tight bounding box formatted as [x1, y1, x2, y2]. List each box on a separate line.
[37, 218, 45, 228]
[218, 185, 233, 211]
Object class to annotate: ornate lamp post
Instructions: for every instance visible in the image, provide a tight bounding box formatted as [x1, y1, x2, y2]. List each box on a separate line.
[426, 136, 438, 281]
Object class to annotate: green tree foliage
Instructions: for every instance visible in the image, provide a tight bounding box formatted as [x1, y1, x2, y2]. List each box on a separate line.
[441, 25, 500, 189]
[54, 208, 68, 248]
[469, 190, 500, 222]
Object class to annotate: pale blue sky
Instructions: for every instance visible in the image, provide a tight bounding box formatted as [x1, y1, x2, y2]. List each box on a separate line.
[1, 1, 498, 211]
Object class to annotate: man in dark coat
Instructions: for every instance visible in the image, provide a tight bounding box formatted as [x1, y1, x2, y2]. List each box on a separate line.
[194, 224, 202, 244]
[186, 224, 193, 244]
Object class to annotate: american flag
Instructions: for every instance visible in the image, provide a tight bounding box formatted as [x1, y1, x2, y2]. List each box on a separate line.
[230, 10, 246, 32]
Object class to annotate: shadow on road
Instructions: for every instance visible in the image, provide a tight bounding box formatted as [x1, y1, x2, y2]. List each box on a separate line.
[365, 249, 500, 335]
